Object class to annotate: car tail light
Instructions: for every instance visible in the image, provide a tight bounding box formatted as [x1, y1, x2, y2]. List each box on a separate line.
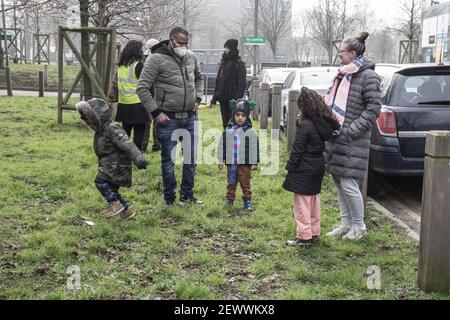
[376, 107, 397, 137]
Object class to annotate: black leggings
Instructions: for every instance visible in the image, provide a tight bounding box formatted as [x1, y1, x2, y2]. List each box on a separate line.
[219, 100, 233, 129]
[123, 123, 146, 151]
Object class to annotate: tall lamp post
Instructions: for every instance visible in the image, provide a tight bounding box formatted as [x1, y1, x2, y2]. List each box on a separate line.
[253, 0, 259, 77]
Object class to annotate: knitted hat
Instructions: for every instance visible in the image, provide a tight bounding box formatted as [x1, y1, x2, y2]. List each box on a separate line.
[224, 39, 238, 51]
[230, 99, 255, 118]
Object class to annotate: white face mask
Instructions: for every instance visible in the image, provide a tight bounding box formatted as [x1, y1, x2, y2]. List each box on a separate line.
[172, 38, 188, 57]
[174, 46, 187, 57]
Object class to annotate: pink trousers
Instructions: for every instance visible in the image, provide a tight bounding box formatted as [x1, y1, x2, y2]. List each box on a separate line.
[293, 194, 321, 240]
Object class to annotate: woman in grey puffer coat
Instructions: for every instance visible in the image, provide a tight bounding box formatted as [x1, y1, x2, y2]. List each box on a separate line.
[324, 32, 382, 241]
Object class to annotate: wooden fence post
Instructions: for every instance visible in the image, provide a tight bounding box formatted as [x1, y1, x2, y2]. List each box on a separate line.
[252, 80, 261, 121]
[38, 71, 44, 97]
[418, 131, 450, 293]
[43, 64, 48, 87]
[260, 83, 270, 129]
[287, 90, 299, 152]
[271, 85, 282, 131]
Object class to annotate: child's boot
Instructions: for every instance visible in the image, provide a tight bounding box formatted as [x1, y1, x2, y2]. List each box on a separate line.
[224, 199, 234, 207]
[105, 200, 124, 218]
[120, 205, 136, 220]
[243, 200, 253, 211]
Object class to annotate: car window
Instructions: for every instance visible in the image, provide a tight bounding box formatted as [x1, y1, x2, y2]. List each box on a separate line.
[283, 72, 295, 89]
[388, 74, 450, 106]
[299, 70, 336, 87]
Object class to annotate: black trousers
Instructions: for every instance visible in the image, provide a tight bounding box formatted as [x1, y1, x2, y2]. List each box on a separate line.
[123, 123, 146, 151]
[219, 100, 233, 129]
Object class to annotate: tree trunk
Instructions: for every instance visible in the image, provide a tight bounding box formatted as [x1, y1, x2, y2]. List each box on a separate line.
[80, 0, 92, 99]
[95, 0, 108, 93]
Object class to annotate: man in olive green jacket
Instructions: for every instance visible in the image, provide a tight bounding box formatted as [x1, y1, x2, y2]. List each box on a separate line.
[137, 27, 204, 207]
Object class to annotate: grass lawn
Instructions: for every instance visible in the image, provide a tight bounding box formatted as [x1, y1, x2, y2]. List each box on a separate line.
[0, 63, 81, 90]
[0, 96, 449, 300]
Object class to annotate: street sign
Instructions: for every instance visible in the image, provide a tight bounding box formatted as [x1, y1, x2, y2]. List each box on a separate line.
[0, 34, 12, 41]
[244, 36, 267, 46]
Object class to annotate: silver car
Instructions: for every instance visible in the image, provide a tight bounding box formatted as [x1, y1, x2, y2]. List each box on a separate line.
[280, 67, 338, 129]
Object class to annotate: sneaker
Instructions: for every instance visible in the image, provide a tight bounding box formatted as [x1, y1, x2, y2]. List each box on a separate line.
[343, 226, 367, 241]
[105, 200, 124, 218]
[243, 200, 253, 211]
[120, 206, 136, 220]
[224, 199, 234, 207]
[326, 225, 351, 238]
[285, 238, 312, 246]
[179, 195, 205, 206]
[164, 198, 176, 208]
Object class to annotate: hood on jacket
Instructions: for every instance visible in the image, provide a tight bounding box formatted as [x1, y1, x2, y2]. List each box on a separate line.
[359, 58, 375, 72]
[75, 98, 112, 132]
[311, 115, 340, 142]
[151, 40, 173, 56]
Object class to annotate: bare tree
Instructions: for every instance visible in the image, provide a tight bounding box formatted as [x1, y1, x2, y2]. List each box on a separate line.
[291, 11, 312, 64]
[306, 0, 362, 65]
[306, 0, 343, 65]
[396, 0, 422, 41]
[368, 25, 396, 63]
[243, 0, 291, 61]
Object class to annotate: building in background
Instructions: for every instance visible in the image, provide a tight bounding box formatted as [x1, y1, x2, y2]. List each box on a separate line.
[421, 1, 450, 63]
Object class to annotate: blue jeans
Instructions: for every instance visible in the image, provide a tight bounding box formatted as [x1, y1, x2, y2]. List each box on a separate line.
[95, 177, 129, 210]
[155, 116, 198, 201]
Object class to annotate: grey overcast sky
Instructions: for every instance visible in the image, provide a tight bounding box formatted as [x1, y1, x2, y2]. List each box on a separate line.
[292, 0, 450, 26]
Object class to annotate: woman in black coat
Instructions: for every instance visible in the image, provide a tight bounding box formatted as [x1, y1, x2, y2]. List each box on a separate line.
[283, 87, 339, 246]
[210, 39, 247, 129]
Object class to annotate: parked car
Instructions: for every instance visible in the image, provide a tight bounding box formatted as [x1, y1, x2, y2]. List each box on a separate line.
[257, 67, 299, 116]
[368, 63, 450, 195]
[280, 66, 338, 129]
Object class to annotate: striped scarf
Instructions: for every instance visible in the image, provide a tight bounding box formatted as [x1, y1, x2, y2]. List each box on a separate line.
[324, 56, 365, 128]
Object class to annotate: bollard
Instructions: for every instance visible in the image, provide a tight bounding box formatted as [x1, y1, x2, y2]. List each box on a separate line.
[418, 131, 450, 293]
[252, 80, 261, 121]
[287, 90, 299, 152]
[260, 83, 270, 129]
[271, 85, 282, 131]
[43, 64, 48, 87]
[38, 71, 44, 97]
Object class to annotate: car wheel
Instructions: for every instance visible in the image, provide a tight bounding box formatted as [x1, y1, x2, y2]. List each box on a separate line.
[367, 168, 384, 196]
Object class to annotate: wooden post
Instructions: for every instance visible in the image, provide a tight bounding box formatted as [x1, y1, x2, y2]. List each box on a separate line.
[260, 83, 270, 129]
[43, 64, 48, 87]
[271, 85, 282, 131]
[38, 71, 44, 97]
[5, 66, 12, 96]
[252, 80, 260, 121]
[418, 131, 450, 293]
[57, 26, 63, 124]
[287, 90, 299, 152]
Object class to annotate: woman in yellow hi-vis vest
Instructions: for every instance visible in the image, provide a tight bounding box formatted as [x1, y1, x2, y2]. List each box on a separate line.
[112, 40, 150, 151]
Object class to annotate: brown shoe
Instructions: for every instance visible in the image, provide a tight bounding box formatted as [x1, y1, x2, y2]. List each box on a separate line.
[120, 206, 136, 220]
[105, 200, 124, 218]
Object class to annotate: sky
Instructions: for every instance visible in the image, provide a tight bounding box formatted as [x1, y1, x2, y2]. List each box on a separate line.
[292, 0, 450, 27]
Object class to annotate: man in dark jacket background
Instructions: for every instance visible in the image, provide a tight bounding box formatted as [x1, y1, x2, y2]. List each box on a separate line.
[210, 39, 247, 129]
[137, 27, 204, 207]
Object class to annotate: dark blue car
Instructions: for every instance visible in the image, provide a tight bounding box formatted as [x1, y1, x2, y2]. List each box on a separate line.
[368, 63, 450, 195]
